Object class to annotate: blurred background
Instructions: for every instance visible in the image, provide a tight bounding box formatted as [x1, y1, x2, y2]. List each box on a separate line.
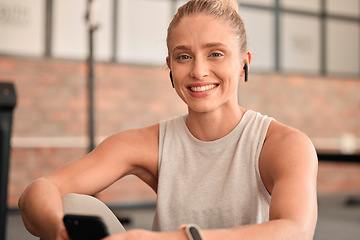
[0, 0, 359, 239]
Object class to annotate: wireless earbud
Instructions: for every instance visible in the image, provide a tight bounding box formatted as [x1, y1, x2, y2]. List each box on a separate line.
[243, 63, 248, 82]
[170, 71, 174, 88]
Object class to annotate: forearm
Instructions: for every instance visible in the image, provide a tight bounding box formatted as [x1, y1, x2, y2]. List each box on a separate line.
[106, 219, 313, 240]
[18, 177, 64, 239]
[202, 219, 314, 240]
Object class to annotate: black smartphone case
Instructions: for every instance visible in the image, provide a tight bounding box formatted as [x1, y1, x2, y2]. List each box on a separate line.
[63, 214, 109, 240]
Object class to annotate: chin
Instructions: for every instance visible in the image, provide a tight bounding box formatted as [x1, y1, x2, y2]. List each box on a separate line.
[187, 103, 220, 114]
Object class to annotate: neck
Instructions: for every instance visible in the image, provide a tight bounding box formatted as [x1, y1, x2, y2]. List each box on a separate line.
[186, 105, 246, 141]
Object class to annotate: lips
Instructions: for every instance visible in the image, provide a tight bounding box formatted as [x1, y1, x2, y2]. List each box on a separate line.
[189, 84, 217, 92]
[188, 83, 219, 92]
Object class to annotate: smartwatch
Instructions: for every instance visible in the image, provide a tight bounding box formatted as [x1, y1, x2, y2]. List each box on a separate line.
[180, 224, 204, 240]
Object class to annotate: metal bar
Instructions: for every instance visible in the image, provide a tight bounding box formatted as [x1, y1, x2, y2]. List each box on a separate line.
[320, 0, 327, 75]
[0, 112, 12, 240]
[111, 0, 118, 62]
[86, 0, 98, 152]
[0, 83, 16, 240]
[88, 27, 95, 152]
[274, 0, 280, 71]
[240, 3, 360, 22]
[326, 13, 360, 23]
[44, 0, 53, 57]
[318, 154, 360, 163]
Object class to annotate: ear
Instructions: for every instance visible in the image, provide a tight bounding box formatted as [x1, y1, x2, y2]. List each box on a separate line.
[244, 50, 252, 69]
[240, 50, 252, 76]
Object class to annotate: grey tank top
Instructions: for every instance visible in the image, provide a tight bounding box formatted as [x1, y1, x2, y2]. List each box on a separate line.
[152, 110, 273, 231]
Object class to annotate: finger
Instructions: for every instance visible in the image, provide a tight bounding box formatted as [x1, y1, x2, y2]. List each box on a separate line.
[60, 228, 70, 240]
[101, 232, 128, 240]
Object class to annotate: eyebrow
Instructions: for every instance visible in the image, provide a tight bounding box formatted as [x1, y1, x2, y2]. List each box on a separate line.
[172, 42, 229, 52]
[203, 42, 228, 49]
[172, 45, 189, 52]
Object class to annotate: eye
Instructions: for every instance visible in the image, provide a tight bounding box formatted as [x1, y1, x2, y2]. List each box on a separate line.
[176, 55, 191, 60]
[210, 52, 223, 58]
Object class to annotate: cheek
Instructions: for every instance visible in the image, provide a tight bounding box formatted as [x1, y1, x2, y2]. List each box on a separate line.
[216, 64, 240, 84]
[174, 86, 189, 106]
[172, 65, 188, 83]
[172, 70, 188, 95]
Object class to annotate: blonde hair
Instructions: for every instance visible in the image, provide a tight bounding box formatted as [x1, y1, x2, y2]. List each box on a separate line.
[223, 0, 239, 13]
[167, 0, 246, 53]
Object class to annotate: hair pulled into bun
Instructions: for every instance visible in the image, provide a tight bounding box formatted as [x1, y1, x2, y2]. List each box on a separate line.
[221, 0, 239, 13]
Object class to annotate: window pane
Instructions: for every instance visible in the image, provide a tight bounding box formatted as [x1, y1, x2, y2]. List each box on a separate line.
[0, 0, 45, 56]
[94, 0, 113, 61]
[52, 0, 87, 59]
[53, 0, 112, 60]
[117, 0, 170, 65]
[175, 0, 188, 10]
[241, 8, 275, 71]
[327, 0, 360, 17]
[280, 13, 321, 74]
[326, 19, 360, 76]
[280, 0, 321, 13]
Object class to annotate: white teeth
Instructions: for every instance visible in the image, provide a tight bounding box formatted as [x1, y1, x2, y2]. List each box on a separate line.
[190, 84, 217, 92]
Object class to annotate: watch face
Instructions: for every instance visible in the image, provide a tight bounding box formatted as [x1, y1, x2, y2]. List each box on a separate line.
[189, 226, 203, 240]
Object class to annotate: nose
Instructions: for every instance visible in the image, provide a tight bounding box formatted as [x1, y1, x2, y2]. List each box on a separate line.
[190, 58, 209, 80]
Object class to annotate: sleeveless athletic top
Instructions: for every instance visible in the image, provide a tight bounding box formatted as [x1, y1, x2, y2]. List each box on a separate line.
[152, 110, 273, 232]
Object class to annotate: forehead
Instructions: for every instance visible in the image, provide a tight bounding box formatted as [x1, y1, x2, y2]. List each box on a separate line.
[168, 13, 238, 52]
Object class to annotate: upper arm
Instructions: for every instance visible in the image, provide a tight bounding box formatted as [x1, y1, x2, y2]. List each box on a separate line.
[260, 121, 318, 236]
[46, 124, 159, 196]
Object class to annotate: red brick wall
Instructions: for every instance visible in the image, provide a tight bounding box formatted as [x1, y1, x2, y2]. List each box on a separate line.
[1, 57, 359, 208]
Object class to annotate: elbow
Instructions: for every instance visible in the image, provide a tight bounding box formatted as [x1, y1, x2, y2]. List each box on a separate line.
[18, 184, 29, 214]
[17, 178, 45, 219]
[296, 226, 315, 240]
[17, 186, 35, 235]
[303, 221, 317, 240]
[301, 211, 318, 240]
[290, 219, 317, 240]
[18, 182, 36, 224]
[18, 193, 23, 210]
[18, 178, 38, 211]
[298, 228, 316, 240]
[16, 179, 49, 237]
[275, 217, 316, 240]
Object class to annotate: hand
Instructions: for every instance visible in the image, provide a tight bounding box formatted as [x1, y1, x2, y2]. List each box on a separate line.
[102, 229, 152, 240]
[102, 229, 187, 240]
[40, 225, 70, 240]
[56, 227, 70, 240]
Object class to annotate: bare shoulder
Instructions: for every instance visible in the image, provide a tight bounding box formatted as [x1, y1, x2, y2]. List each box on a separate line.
[264, 121, 314, 154]
[264, 120, 317, 162]
[95, 124, 160, 172]
[84, 123, 160, 190]
[259, 120, 318, 193]
[103, 124, 159, 151]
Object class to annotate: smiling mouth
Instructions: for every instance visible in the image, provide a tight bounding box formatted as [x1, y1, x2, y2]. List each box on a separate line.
[189, 84, 218, 92]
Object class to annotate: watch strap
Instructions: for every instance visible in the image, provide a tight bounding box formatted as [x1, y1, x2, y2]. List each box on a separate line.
[180, 224, 204, 240]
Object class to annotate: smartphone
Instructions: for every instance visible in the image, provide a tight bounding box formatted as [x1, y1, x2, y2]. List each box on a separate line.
[63, 214, 109, 240]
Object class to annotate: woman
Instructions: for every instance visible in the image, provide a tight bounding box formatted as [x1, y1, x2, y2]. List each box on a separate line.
[19, 0, 318, 239]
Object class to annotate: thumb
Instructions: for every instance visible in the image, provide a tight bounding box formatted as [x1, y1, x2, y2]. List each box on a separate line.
[59, 227, 70, 240]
